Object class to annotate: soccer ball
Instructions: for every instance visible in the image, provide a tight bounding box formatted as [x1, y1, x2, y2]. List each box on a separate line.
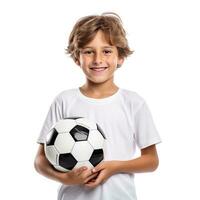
[44, 117, 106, 172]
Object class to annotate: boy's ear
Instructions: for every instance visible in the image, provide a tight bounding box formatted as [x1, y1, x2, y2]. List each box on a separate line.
[117, 57, 124, 67]
[75, 60, 80, 66]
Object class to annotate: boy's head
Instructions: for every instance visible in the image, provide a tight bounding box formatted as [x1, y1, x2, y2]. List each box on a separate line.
[66, 12, 133, 67]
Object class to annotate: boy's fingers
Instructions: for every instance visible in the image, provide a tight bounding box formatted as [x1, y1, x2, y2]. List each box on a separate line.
[82, 169, 93, 177]
[84, 173, 99, 184]
[85, 171, 105, 188]
[88, 172, 99, 179]
[85, 180, 98, 188]
[74, 166, 87, 175]
[92, 166, 101, 173]
[92, 162, 104, 173]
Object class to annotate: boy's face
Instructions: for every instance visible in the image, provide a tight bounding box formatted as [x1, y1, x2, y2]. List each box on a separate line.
[77, 30, 124, 85]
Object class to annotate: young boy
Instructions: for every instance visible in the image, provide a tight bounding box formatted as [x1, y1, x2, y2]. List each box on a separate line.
[34, 12, 161, 200]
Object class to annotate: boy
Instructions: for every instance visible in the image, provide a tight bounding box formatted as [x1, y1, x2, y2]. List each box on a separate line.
[34, 12, 161, 200]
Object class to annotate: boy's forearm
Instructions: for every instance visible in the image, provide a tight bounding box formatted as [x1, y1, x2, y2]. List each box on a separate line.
[34, 154, 66, 184]
[115, 154, 159, 174]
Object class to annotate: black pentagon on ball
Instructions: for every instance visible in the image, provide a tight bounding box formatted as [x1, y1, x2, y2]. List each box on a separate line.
[89, 149, 104, 167]
[46, 128, 59, 146]
[70, 125, 89, 141]
[59, 153, 77, 170]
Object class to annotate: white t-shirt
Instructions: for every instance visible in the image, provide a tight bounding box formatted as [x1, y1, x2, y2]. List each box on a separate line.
[37, 88, 161, 200]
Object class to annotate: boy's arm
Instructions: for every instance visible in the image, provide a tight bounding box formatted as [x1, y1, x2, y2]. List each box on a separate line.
[85, 144, 159, 188]
[34, 144, 65, 183]
[115, 144, 159, 173]
[34, 144, 98, 185]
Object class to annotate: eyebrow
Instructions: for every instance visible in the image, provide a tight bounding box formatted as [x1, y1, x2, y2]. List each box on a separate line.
[82, 46, 114, 49]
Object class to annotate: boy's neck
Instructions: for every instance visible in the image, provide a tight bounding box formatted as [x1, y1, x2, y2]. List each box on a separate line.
[79, 81, 119, 99]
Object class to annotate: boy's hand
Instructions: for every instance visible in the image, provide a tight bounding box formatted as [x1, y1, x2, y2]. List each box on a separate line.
[60, 166, 99, 185]
[84, 161, 119, 188]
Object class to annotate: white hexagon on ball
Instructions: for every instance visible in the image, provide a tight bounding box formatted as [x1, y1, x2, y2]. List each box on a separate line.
[88, 129, 105, 149]
[54, 133, 75, 153]
[72, 141, 93, 161]
[74, 161, 94, 169]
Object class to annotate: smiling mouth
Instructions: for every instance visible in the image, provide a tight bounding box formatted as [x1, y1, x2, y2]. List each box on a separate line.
[90, 67, 108, 72]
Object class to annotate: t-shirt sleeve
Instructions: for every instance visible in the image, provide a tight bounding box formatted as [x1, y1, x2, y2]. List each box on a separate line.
[134, 101, 161, 149]
[37, 97, 63, 144]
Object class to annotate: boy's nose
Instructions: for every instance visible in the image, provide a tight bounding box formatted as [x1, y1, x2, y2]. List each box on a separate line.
[93, 53, 103, 65]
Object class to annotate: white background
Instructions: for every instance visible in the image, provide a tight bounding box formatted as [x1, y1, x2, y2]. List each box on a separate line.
[0, 0, 199, 199]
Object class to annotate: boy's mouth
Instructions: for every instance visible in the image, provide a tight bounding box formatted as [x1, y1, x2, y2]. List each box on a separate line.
[90, 67, 108, 72]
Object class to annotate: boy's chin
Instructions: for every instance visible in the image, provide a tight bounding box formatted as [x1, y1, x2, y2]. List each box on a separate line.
[87, 78, 109, 85]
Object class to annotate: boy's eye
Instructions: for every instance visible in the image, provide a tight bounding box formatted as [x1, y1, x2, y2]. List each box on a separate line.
[103, 50, 112, 55]
[82, 50, 94, 55]
[80, 49, 113, 55]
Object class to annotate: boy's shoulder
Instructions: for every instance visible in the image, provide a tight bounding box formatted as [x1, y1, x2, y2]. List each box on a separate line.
[52, 88, 77, 102]
[57, 88, 77, 97]
[120, 88, 146, 112]
[120, 88, 145, 103]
